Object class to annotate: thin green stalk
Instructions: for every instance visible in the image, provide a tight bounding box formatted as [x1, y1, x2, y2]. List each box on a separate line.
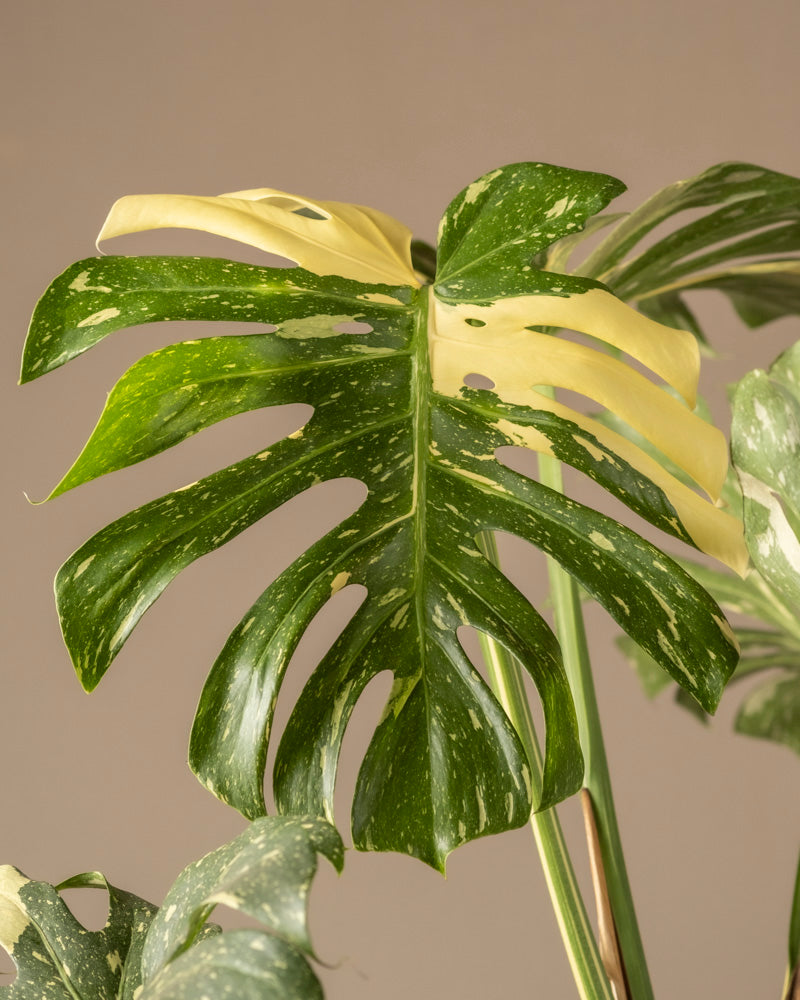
[477, 532, 614, 1000]
[537, 450, 654, 1000]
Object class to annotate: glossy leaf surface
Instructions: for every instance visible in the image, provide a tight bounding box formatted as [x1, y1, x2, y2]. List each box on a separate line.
[24, 162, 746, 868]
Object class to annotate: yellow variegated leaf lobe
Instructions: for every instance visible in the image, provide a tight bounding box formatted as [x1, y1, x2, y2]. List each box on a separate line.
[98, 187, 420, 288]
[429, 288, 748, 575]
[0, 866, 31, 953]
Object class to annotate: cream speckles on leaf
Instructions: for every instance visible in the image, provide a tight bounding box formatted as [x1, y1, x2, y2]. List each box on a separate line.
[23, 161, 755, 870]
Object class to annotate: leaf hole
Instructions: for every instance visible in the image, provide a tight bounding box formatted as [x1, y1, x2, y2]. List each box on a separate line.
[463, 373, 496, 390]
[464, 318, 486, 328]
[292, 206, 329, 221]
[58, 886, 111, 931]
[332, 321, 374, 335]
[256, 195, 331, 222]
[0, 946, 16, 984]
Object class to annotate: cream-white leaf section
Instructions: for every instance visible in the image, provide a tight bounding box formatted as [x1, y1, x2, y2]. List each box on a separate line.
[739, 470, 800, 574]
[431, 292, 725, 499]
[97, 187, 420, 288]
[436, 289, 700, 405]
[429, 289, 748, 575]
[0, 865, 31, 953]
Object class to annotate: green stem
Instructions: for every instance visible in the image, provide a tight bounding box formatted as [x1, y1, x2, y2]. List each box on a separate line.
[537, 450, 654, 1000]
[477, 532, 614, 1000]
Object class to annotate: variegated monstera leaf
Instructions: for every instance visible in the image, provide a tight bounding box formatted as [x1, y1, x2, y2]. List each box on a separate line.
[23, 162, 745, 870]
[0, 817, 342, 1000]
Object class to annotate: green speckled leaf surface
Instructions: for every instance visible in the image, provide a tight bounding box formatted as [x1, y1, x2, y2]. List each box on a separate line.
[1, 818, 341, 1000]
[24, 162, 745, 869]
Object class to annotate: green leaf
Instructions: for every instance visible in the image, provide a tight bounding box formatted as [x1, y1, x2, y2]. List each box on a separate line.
[143, 931, 322, 1000]
[734, 672, 800, 756]
[21, 256, 414, 386]
[25, 163, 744, 869]
[140, 816, 342, 999]
[1, 817, 342, 1000]
[579, 162, 800, 341]
[434, 162, 625, 301]
[141, 816, 342, 981]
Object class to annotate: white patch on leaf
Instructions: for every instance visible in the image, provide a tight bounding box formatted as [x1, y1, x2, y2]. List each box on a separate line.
[0, 867, 32, 952]
[588, 531, 615, 552]
[462, 169, 502, 206]
[358, 292, 406, 306]
[77, 308, 121, 328]
[69, 270, 112, 293]
[73, 554, 96, 578]
[275, 314, 355, 339]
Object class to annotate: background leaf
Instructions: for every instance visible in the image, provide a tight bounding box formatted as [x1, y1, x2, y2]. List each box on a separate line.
[575, 162, 800, 339]
[0, 866, 159, 1000]
[0, 818, 341, 1000]
[732, 341, 800, 606]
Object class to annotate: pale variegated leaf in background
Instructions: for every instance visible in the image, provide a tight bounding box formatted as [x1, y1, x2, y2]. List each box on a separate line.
[620, 339, 800, 759]
[733, 341, 800, 606]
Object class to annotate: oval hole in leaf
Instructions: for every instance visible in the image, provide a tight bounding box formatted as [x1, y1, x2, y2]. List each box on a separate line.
[252, 196, 331, 221]
[292, 206, 330, 221]
[463, 373, 496, 390]
[464, 317, 487, 327]
[331, 320, 374, 335]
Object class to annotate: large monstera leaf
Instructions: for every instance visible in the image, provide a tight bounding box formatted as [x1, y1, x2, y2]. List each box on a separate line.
[23, 162, 746, 869]
[0, 817, 342, 1000]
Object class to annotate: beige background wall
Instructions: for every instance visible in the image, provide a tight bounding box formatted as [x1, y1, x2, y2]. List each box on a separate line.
[3, 1, 800, 997]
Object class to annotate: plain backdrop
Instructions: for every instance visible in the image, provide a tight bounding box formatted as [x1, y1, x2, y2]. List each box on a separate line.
[3, 2, 800, 997]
